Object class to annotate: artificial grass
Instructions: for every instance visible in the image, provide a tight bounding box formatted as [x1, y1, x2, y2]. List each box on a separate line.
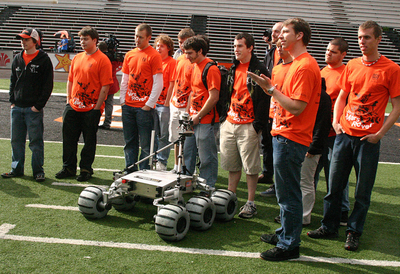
[0, 139, 399, 273]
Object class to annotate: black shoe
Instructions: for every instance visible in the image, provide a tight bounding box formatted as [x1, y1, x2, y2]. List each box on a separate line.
[260, 246, 299, 261]
[307, 227, 338, 239]
[258, 174, 274, 185]
[260, 184, 276, 197]
[77, 171, 92, 182]
[260, 233, 279, 245]
[55, 168, 76, 179]
[1, 171, 24, 178]
[340, 211, 349, 226]
[35, 173, 45, 182]
[98, 124, 110, 130]
[344, 231, 360, 251]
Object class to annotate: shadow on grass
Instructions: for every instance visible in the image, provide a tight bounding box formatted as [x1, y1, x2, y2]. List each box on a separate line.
[0, 179, 40, 198]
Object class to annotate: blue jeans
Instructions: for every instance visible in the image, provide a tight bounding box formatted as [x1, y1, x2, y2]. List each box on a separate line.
[153, 104, 171, 166]
[315, 136, 350, 212]
[184, 123, 219, 187]
[102, 93, 114, 127]
[122, 105, 154, 171]
[322, 133, 380, 235]
[10, 106, 44, 176]
[273, 135, 308, 250]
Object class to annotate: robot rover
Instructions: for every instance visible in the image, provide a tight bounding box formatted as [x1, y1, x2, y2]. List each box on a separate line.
[77, 113, 238, 241]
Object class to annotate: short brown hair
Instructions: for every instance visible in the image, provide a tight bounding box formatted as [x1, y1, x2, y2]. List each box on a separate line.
[283, 18, 311, 46]
[78, 26, 99, 43]
[235, 32, 254, 52]
[154, 34, 174, 56]
[359, 20, 382, 39]
[136, 23, 152, 37]
[178, 28, 195, 39]
[330, 37, 348, 53]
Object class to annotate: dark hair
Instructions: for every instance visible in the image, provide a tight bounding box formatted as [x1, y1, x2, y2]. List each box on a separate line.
[136, 23, 152, 37]
[154, 34, 174, 56]
[183, 36, 209, 56]
[78, 26, 99, 43]
[196, 34, 210, 55]
[330, 37, 348, 53]
[283, 18, 311, 46]
[98, 41, 108, 52]
[235, 32, 255, 51]
[359, 20, 382, 38]
[178, 28, 195, 39]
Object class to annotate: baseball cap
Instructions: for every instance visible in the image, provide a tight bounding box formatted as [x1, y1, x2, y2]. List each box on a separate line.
[16, 28, 42, 45]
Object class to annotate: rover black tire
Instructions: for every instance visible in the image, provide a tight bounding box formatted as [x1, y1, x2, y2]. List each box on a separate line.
[112, 195, 136, 211]
[186, 196, 216, 230]
[78, 186, 109, 219]
[154, 204, 190, 241]
[211, 189, 238, 221]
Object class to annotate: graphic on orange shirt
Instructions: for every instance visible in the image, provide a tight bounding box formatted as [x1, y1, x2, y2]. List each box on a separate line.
[171, 55, 193, 108]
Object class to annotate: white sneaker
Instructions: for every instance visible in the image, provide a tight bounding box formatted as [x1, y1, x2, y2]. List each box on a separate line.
[156, 162, 167, 171]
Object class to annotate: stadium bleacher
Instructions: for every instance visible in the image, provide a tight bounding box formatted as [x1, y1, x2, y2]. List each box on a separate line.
[0, 1, 399, 66]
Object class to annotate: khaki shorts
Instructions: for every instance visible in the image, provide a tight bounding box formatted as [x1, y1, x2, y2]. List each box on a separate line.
[168, 103, 187, 142]
[220, 121, 261, 175]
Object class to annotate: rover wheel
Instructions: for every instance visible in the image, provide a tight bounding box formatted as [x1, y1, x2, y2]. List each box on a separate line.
[154, 204, 190, 241]
[186, 196, 216, 230]
[112, 194, 136, 211]
[211, 189, 238, 221]
[78, 186, 109, 219]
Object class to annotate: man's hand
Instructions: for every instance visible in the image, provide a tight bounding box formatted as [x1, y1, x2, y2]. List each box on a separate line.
[305, 152, 315, 158]
[192, 114, 200, 126]
[247, 71, 272, 92]
[142, 105, 151, 111]
[360, 133, 381, 144]
[332, 121, 344, 135]
[31, 106, 39, 112]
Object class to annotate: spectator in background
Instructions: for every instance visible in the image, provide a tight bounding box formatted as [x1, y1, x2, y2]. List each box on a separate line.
[58, 34, 68, 53]
[173, 28, 195, 60]
[55, 26, 112, 181]
[2, 28, 53, 182]
[120, 23, 163, 172]
[153, 34, 177, 170]
[98, 41, 122, 130]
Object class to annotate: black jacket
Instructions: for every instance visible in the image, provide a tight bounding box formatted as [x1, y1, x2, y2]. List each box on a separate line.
[308, 78, 332, 155]
[263, 46, 276, 75]
[10, 49, 53, 110]
[222, 53, 271, 133]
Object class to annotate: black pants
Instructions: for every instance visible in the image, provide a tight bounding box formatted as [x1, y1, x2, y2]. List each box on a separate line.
[261, 117, 274, 179]
[62, 104, 101, 173]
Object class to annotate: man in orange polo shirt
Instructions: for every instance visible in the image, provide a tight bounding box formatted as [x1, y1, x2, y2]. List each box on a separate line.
[120, 23, 163, 172]
[56, 26, 113, 181]
[249, 18, 321, 261]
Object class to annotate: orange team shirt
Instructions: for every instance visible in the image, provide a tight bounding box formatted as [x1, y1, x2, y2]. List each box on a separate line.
[190, 57, 221, 124]
[171, 55, 194, 108]
[23, 50, 39, 65]
[227, 62, 254, 124]
[270, 62, 292, 119]
[321, 64, 346, 137]
[337, 55, 400, 137]
[273, 49, 281, 67]
[68, 50, 113, 112]
[271, 52, 321, 147]
[157, 56, 177, 105]
[121, 46, 163, 108]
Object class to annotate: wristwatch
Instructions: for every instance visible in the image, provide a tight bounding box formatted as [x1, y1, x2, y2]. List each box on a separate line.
[267, 84, 277, 95]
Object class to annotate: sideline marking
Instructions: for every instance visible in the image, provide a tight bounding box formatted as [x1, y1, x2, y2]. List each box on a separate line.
[26, 204, 80, 211]
[51, 182, 109, 188]
[0, 223, 399, 266]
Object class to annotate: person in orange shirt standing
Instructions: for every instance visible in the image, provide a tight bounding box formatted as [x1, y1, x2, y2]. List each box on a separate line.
[153, 34, 177, 171]
[249, 18, 321, 261]
[308, 21, 400, 252]
[120, 23, 163, 172]
[182, 36, 221, 187]
[55, 26, 113, 181]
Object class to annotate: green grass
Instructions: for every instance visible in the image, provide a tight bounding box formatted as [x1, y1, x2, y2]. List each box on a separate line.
[0, 139, 399, 273]
[0, 78, 67, 94]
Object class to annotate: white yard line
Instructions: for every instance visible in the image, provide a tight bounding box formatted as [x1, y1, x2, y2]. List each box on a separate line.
[0, 222, 399, 266]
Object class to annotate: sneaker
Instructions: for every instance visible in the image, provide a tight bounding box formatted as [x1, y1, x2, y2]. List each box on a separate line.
[258, 174, 274, 185]
[35, 173, 45, 182]
[260, 246, 299, 261]
[344, 231, 360, 251]
[55, 168, 76, 179]
[1, 171, 24, 178]
[169, 168, 177, 174]
[340, 211, 349, 227]
[307, 227, 338, 239]
[77, 171, 92, 182]
[156, 162, 167, 171]
[260, 184, 276, 197]
[238, 203, 257, 219]
[260, 233, 279, 245]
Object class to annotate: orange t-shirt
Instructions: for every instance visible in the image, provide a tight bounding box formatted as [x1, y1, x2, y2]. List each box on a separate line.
[270, 62, 292, 118]
[23, 50, 39, 65]
[337, 55, 400, 136]
[157, 56, 177, 105]
[271, 52, 321, 147]
[273, 49, 281, 67]
[321, 64, 346, 137]
[68, 50, 113, 112]
[227, 62, 254, 124]
[171, 55, 194, 108]
[121, 46, 163, 108]
[189, 57, 221, 124]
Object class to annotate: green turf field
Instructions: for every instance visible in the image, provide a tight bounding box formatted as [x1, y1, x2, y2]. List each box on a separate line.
[0, 139, 399, 273]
